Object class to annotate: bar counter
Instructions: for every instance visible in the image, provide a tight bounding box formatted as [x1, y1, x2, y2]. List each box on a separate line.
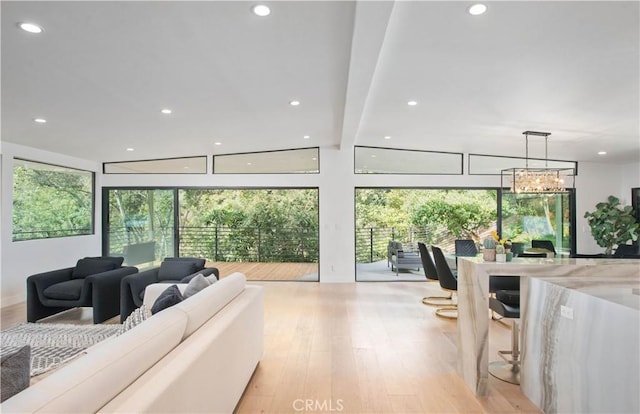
[456, 257, 640, 399]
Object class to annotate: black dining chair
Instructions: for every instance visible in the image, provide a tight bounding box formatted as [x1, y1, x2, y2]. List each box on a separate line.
[614, 244, 640, 257]
[455, 239, 478, 258]
[531, 240, 556, 255]
[518, 252, 547, 258]
[418, 242, 438, 282]
[419, 242, 456, 307]
[430, 246, 458, 319]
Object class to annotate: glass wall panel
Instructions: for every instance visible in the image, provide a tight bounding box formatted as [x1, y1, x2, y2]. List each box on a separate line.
[355, 188, 497, 281]
[102, 187, 319, 280]
[13, 158, 94, 241]
[103, 156, 207, 174]
[103, 188, 175, 268]
[501, 192, 573, 257]
[355, 146, 463, 174]
[213, 148, 319, 174]
[178, 188, 319, 281]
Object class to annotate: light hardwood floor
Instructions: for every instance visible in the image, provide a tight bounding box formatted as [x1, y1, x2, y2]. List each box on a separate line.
[1, 281, 540, 413]
[237, 281, 540, 414]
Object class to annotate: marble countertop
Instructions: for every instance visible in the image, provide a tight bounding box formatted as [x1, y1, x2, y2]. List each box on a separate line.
[459, 256, 640, 310]
[537, 276, 640, 311]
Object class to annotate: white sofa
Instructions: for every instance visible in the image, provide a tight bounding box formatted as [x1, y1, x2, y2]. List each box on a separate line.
[2, 272, 264, 413]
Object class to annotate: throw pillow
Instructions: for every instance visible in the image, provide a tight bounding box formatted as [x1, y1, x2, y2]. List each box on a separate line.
[205, 274, 218, 284]
[0, 345, 31, 402]
[151, 285, 184, 314]
[183, 274, 211, 299]
[119, 305, 152, 334]
[157, 261, 198, 281]
[72, 258, 117, 279]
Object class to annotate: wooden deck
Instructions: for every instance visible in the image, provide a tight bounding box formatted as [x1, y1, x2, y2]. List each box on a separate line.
[209, 261, 318, 281]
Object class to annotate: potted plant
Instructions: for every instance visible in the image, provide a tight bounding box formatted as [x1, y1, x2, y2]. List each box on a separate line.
[584, 195, 640, 256]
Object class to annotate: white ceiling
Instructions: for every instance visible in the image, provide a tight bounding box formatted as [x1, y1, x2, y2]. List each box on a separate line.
[2, 1, 639, 165]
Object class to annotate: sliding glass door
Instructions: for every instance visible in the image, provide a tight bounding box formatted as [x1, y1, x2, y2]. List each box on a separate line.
[501, 191, 574, 256]
[103, 187, 319, 280]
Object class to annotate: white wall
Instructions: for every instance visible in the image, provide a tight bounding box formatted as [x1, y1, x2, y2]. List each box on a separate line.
[575, 161, 640, 254]
[1, 143, 102, 306]
[2, 144, 638, 306]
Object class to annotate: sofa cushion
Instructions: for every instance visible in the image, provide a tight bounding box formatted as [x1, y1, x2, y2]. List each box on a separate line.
[151, 285, 184, 315]
[164, 257, 206, 269]
[157, 261, 198, 282]
[174, 272, 246, 339]
[72, 258, 118, 279]
[43, 279, 85, 300]
[183, 274, 211, 299]
[0, 345, 30, 402]
[120, 305, 152, 334]
[84, 256, 125, 267]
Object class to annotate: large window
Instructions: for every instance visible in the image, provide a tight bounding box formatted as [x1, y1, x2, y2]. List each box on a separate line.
[103, 187, 319, 280]
[12, 159, 94, 241]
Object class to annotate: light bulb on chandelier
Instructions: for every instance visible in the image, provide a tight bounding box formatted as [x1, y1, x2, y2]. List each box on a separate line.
[501, 131, 575, 194]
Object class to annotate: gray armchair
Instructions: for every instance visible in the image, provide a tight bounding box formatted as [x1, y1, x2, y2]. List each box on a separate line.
[388, 240, 422, 275]
[120, 257, 218, 321]
[27, 256, 138, 324]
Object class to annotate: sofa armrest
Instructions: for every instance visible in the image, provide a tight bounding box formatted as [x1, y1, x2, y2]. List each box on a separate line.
[87, 267, 139, 323]
[120, 268, 161, 321]
[125, 268, 161, 296]
[203, 267, 219, 279]
[180, 267, 219, 283]
[88, 267, 139, 289]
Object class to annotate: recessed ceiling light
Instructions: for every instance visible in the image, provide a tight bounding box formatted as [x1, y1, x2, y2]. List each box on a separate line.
[303, 135, 310, 139]
[384, 135, 391, 140]
[252, 4, 271, 17]
[289, 100, 300, 106]
[598, 151, 607, 155]
[468, 4, 487, 15]
[19, 22, 43, 33]
[161, 108, 172, 114]
[371, 155, 377, 158]
[33, 118, 46, 123]
[126, 148, 135, 152]
[214, 142, 222, 146]
[247, 162, 252, 166]
[407, 100, 418, 106]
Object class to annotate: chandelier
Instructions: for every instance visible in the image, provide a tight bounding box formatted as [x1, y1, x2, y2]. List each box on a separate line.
[501, 131, 575, 194]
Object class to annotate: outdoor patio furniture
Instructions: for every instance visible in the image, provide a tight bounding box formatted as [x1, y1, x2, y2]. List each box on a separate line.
[388, 240, 422, 275]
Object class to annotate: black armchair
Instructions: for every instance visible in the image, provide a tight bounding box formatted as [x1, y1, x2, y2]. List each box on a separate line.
[120, 257, 219, 321]
[27, 256, 138, 324]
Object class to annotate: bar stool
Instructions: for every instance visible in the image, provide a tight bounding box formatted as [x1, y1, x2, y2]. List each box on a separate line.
[489, 289, 521, 384]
